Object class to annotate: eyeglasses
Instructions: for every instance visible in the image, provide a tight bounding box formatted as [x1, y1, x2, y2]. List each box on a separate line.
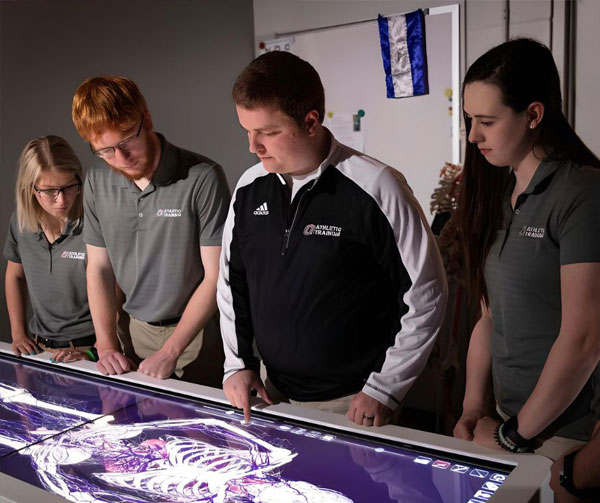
[34, 182, 82, 201]
[91, 116, 144, 159]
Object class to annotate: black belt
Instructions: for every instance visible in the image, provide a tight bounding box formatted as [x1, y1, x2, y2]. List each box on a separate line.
[35, 334, 96, 349]
[146, 316, 182, 327]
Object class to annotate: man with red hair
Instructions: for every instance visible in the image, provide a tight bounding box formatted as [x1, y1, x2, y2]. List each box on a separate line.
[72, 76, 230, 383]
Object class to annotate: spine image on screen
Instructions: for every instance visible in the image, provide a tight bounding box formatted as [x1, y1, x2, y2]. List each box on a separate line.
[0, 382, 352, 502]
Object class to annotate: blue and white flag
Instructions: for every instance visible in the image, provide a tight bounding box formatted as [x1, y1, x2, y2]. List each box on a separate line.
[377, 10, 428, 98]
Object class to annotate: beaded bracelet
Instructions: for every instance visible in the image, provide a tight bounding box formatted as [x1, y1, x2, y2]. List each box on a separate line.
[494, 416, 534, 453]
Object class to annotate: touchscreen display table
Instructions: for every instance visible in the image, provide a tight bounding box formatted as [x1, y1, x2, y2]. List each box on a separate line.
[0, 344, 551, 503]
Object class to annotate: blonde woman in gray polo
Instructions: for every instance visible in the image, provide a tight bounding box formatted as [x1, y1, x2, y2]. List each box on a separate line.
[4, 136, 95, 363]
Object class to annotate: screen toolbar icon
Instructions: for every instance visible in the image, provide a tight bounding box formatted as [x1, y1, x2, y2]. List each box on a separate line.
[414, 456, 433, 465]
[482, 481, 500, 491]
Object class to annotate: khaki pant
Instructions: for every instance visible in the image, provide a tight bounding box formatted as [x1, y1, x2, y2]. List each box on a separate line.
[129, 315, 203, 378]
[120, 314, 224, 387]
[265, 376, 355, 415]
[259, 362, 355, 415]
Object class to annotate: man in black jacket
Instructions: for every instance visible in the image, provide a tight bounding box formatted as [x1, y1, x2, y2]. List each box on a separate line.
[217, 51, 447, 426]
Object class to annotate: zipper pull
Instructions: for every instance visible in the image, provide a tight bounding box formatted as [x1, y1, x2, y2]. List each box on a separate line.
[281, 229, 290, 256]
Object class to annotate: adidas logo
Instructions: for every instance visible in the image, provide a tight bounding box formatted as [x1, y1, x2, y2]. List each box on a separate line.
[253, 202, 269, 216]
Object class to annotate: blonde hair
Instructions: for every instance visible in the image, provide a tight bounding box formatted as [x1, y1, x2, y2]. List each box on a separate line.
[16, 136, 83, 233]
[72, 75, 148, 141]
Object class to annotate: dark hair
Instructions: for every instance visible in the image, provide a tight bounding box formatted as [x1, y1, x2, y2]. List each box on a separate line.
[457, 38, 600, 302]
[232, 51, 325, 126]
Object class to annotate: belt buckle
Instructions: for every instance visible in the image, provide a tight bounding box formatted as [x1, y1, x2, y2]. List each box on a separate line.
[40, 336, 54, 348]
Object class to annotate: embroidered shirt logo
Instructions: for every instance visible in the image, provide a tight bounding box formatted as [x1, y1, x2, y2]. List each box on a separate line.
[519, 225, 545, 239]
[303, 224, 342, 237]
[253, 202, 269, 216]
[61, 251, 85, 260]
[156, 209, 182, 217]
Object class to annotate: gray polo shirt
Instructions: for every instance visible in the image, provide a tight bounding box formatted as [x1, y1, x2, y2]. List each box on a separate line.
[485, 157, 600, 439]
[83, 134, 230, 322]
[3, 213, 94, 341]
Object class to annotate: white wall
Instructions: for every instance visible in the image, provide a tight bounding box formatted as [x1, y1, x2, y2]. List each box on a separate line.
[575, 0, 600, 154]
[254, 0, 572, 93]
[254, 0, 468, 68]
[0, 0, 256, 341]
[464, 0, 506, 68]
[253, 0, 595, 168]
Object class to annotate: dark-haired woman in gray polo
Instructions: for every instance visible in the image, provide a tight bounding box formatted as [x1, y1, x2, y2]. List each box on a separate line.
[453, 39, 600, 501]
[3, 136, 95, 363]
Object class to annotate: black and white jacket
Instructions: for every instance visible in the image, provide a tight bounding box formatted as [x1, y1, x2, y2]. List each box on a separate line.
[217, 137, 448, 409]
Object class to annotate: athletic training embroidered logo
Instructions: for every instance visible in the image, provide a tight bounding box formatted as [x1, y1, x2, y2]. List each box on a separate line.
[518, 225, 545, 239]
[61, 251, 85, 260]
[303, 224, 342, 237]
[156, 209, 182, 217]
[253, 202, 269, 216]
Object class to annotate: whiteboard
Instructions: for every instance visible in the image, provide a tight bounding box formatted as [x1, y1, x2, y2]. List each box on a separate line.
[290, 11, 455, 223]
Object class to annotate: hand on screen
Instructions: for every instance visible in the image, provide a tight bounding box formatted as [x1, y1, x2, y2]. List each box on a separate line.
[97, 349, 136, 375]
[223, 369, 273, 423]
[11, 335, 41, 356]
[346, 392, 393, 427]
[453, 408, 487, 441]
[138, 350, 178, 379]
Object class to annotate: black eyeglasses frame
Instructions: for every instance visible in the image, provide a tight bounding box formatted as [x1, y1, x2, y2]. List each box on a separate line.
[90, 116, 145, 159]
